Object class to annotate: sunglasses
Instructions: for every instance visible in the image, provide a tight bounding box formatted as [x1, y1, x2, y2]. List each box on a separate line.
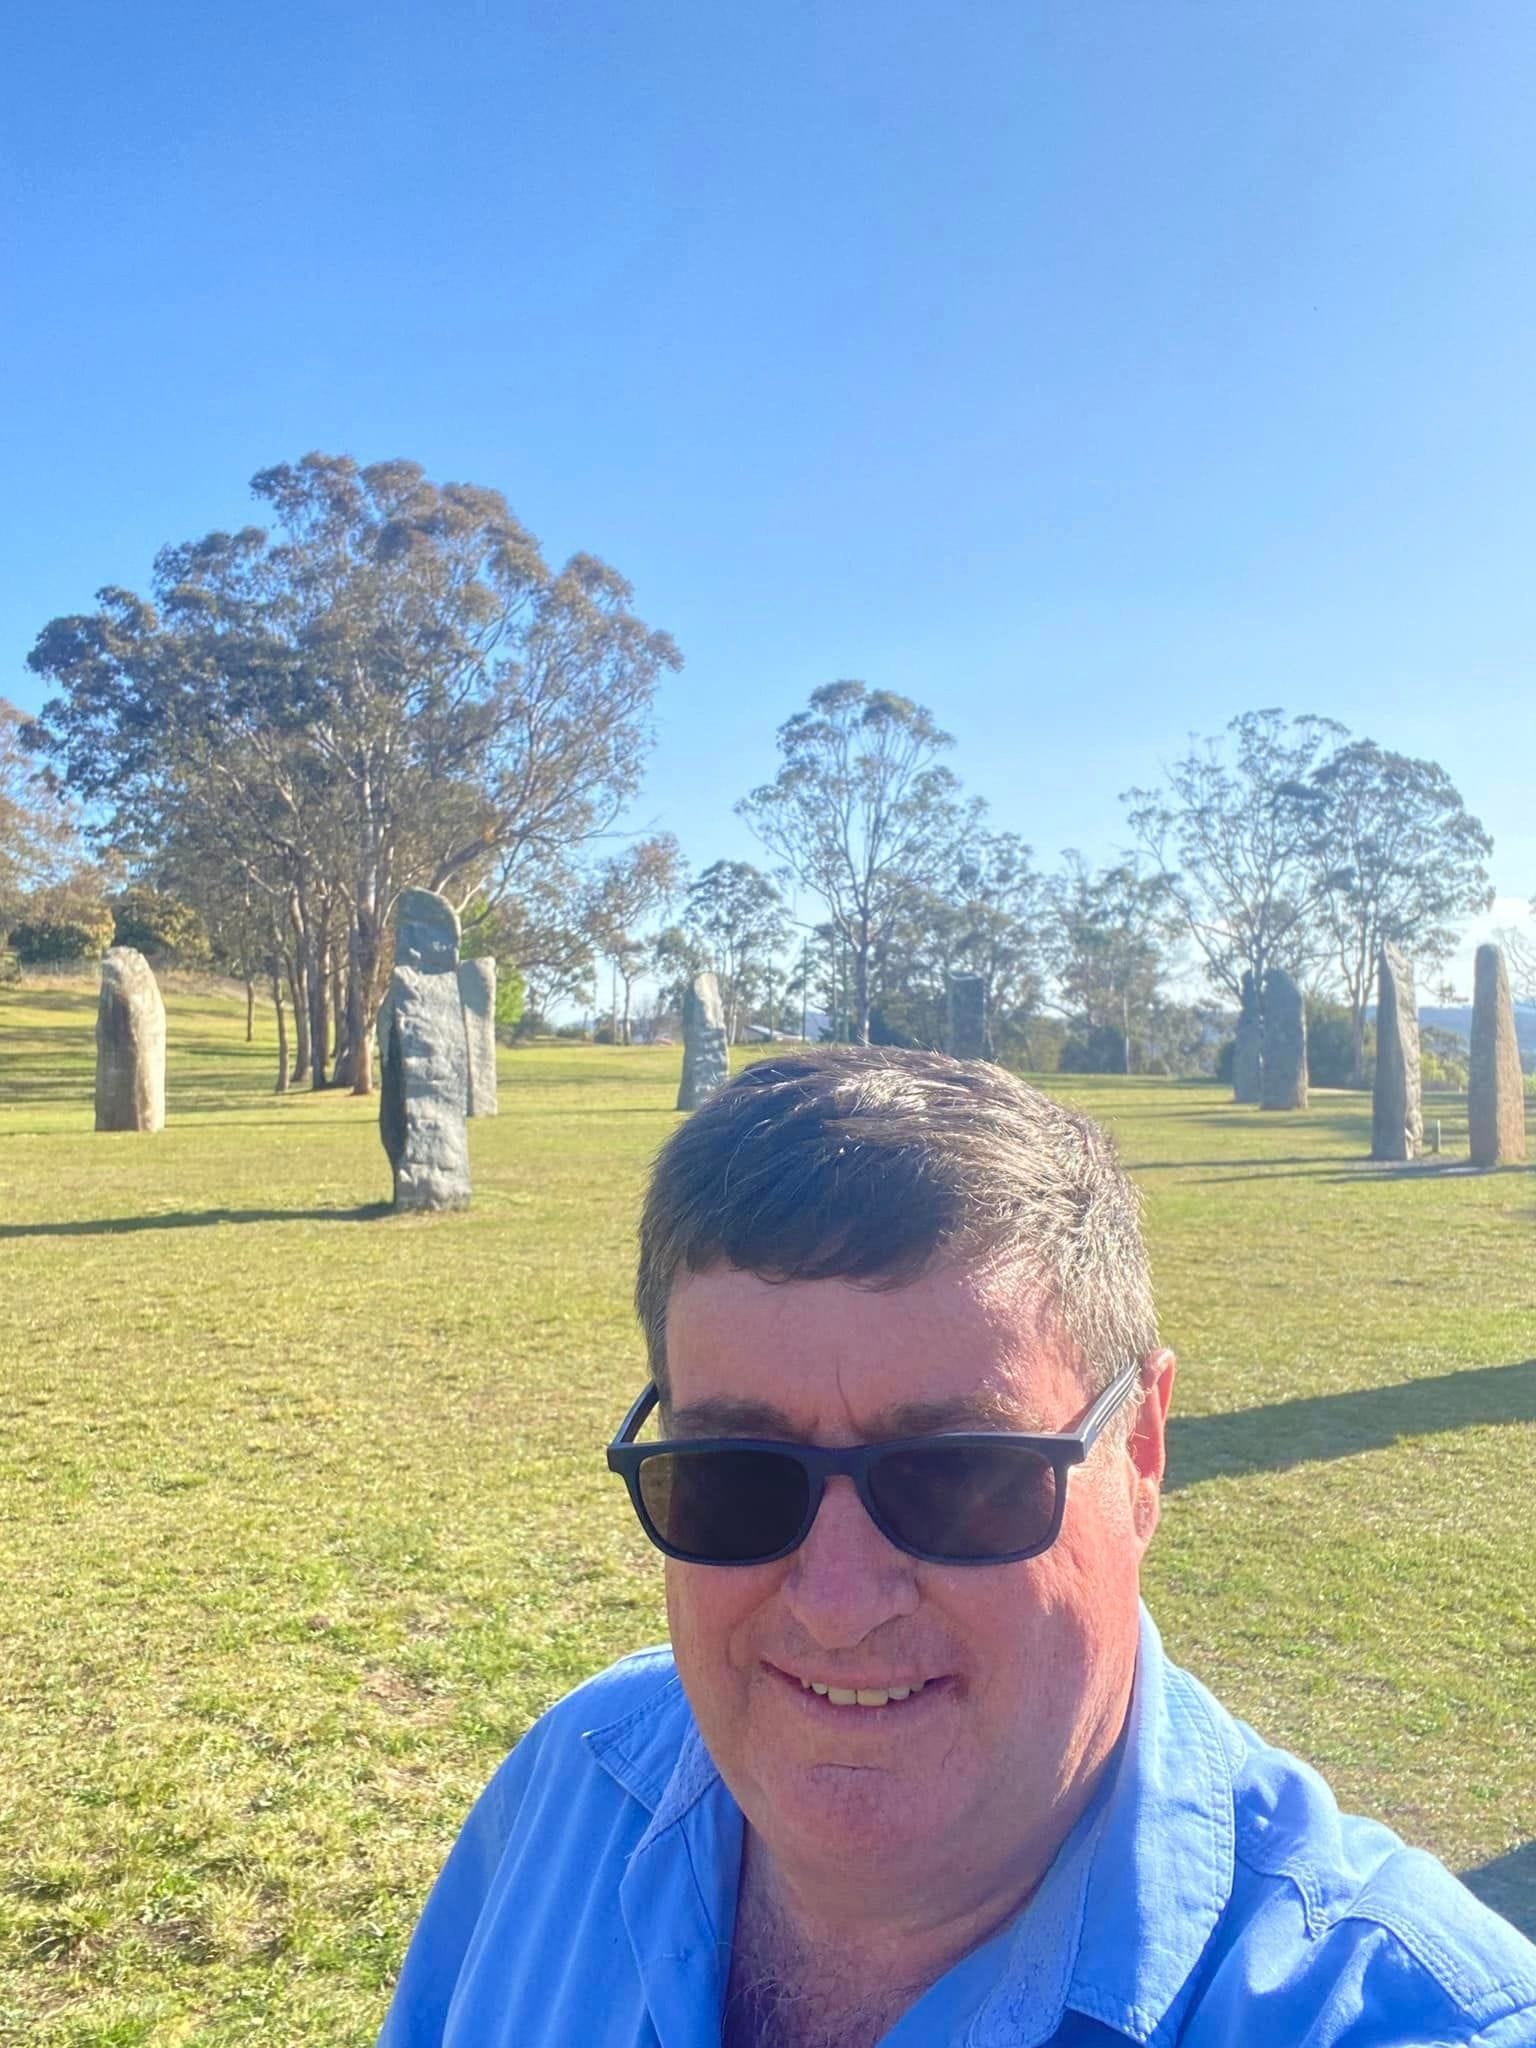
[607, 1360, 1141, 1567]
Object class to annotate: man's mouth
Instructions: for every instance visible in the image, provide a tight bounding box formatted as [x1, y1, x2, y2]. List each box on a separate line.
[768, 1663, 947, 1711]
[797, 1677, 927, 1708]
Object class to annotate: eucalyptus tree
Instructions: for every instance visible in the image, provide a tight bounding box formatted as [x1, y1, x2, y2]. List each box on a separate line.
[0, 697, 88, 938]
[682, 860, 791, 1041]
[1044, 854, 1174, 1073]
[581, 834, 683, 1045]
[1123, 709, 1344, 1004]
[26, 453, 678, 1091]
[869, 827, 1043, 1055]
[1306, 740, 1492, 1081]
[738, 682, 961, 1044]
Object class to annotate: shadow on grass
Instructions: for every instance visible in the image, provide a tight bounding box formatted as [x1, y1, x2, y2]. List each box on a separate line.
[1127, 1154, 1343, 1172]
[1316, 1161, 1534, 1185]
[1166, 1359, 1536, 1492]
[0, 1202, 393, 1238]
[1461, 1840, 1536, 1940]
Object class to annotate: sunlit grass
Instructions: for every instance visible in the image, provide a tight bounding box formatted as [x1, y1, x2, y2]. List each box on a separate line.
[1, 982, 1531, 2044]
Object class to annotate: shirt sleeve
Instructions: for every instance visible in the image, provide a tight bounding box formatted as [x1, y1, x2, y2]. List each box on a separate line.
[376, 1736, 542, 2048]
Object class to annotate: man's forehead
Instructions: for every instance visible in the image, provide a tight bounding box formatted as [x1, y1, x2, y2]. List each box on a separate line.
[662, 1258, 1079, 1437]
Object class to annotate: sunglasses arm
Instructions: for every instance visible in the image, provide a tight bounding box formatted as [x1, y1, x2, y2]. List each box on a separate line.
[611, 1382, 661, 1450]
[1075, 1360, 1143, 1454]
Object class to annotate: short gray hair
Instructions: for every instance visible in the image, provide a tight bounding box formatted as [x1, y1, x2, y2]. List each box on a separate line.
[635, 1047, 1156, 1398]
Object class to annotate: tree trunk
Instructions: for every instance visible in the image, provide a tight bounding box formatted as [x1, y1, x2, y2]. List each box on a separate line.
[330, 955, 346, 1069]
[309, 939, 331, 1089]
[853, 931, 871, 1046]
[271, 973, 290, 1093]
[344, 899, 383, 1097]
[245, 979, 255, 1043]
[286, 892, 312, 1085]
[289, 958, 311, 1083]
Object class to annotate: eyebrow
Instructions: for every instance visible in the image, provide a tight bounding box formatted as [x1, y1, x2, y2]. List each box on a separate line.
[664, 1387, 1044, 1442]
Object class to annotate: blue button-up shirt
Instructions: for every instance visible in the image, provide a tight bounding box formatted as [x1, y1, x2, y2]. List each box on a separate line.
[378, 1610, 1536, 2045]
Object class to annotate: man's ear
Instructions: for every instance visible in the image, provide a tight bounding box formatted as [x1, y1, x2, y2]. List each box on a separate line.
[1127, 1350, 1176, 1546]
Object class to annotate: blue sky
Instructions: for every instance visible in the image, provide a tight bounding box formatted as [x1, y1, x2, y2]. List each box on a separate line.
[5, 1, 1534, 990]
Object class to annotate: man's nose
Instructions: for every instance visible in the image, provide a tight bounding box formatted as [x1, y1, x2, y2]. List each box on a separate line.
[779, 1474, 920, 1647]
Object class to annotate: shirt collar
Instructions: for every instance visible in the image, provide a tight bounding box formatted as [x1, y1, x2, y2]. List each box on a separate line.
[1062, 1605, 1240, 2043]
[583, 1660, 716, 1829]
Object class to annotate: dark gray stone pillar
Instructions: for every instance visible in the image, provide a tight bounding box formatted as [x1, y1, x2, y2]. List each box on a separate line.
[1259, 969, 1308, 1111]
[944, 975, 988, 1061]
[1232, 970, 1263, 1104]
[379, 890, 471, 1210]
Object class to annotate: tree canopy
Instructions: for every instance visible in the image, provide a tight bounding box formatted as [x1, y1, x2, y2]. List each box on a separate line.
[26, 454, 678, 1088]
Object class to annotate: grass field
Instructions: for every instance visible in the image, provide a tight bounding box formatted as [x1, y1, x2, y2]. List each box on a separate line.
[1, 980, 1532, 2046]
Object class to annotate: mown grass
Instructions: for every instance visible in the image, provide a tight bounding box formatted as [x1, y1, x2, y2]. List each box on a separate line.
[1, 982, 1532, 2045]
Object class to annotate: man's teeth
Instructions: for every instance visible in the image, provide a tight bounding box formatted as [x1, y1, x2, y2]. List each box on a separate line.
[798, 1679, 927, 1707]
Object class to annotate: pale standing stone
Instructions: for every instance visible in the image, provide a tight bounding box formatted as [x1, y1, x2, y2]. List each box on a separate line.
[94, 947, 166, 1133]
[459, 958, 499, 1117]
[1468, 943, 1526, 1168]
[677, 972, 730, 1111]
[1371, 944, 1422, 1162]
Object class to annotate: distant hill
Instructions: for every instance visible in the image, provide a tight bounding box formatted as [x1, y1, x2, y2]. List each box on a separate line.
[1418, 1004, 1536, 1056]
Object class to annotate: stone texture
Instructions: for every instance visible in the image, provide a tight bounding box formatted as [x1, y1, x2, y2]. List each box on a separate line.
[394, 887, 461, 973]
[379, 889, 470, 1210]
[95, 947, 166, 1132]
[458, 958, 499, 1118]
[1371, 943, 1421, 1162]
[1468, 943, 1526, 1168]
[944, 974, 987, 1061]
[677, 971, 730, 1111]
[1232, 970, 1263, 1104]
[1259, 969, 1308, 1111]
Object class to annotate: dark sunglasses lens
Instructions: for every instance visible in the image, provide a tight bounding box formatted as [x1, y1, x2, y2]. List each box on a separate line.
[637, 1449, 812, 1563]
[867, 1443, 1059, 1561]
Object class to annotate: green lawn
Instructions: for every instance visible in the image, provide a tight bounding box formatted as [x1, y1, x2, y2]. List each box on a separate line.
[1, 981, 1532, 2046]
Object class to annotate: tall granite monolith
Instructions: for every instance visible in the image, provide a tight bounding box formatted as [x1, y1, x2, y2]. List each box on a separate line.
[677, 971, 730, 1111]
[379, 890, 471, 1210]
[945, 975, 987, 1061]
[1468, 943, 1526, 1168]
[1371, 943, 1421, 1162]
[94, 947, 166, 1132]
[1259, 969, 1307, 1111]
[1232, 970, 1263, 1104]
[458, 957, 498, 1118]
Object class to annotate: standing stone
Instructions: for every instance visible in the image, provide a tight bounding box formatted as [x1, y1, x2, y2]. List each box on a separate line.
[944, 974, 987, 1061]
[1259, 969, 1308, 1111]
[1468, 943, 1526, 1168]
[379, 890, 471, 1210]
[1232, 970, 1263, 1104]
[677, 971, 730, 1111]
[458, 958, 498, 1118]
[1371, 944, 1421, 1162]
[94, 947, 166, 1132]
[394, 888, 462, 974]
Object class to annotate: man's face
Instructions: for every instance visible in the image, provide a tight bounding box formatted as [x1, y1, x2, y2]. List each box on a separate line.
[662, 1261, 1173, 1912]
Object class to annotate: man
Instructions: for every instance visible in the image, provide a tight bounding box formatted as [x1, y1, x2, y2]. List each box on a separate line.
[379, 1048, 1536, 2047]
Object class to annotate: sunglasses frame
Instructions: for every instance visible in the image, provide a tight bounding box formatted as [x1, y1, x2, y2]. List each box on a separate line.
[606, 1359, 1143, 1567]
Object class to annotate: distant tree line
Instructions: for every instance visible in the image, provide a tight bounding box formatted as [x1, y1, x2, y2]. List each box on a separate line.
[3, 455, 1511, 1089]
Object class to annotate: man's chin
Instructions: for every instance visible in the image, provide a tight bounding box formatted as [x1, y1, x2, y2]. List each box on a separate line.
[748, 1752, 946, 1865]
